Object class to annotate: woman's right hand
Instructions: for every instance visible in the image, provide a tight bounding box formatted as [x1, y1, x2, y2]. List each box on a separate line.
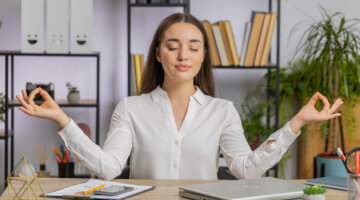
[16, 88, 70, 129]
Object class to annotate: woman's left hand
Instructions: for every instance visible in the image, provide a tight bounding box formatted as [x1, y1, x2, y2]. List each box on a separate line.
[289, 92, 343, 134]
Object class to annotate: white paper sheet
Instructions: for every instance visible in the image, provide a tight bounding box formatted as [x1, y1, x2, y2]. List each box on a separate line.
[46, 179, 154, 199]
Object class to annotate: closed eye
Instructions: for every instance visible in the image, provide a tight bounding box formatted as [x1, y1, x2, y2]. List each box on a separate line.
[168, 47, 178, 51]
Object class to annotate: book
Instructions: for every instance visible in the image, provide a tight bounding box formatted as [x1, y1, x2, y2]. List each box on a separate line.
[202, 21, 220, 66]
[260, 12, 277, 66]
[224, 20, 240, 66]
[45, 178, 155, 199]
[239, 22, 252, 66]
[211, 24, 229, 66]
[306, 176, 347, 191]
[244, 11, 264, 66]
[218, 21, 234, 65]
[130, 54, 137, 96]
[254, 13, 271, 66]
[133, 54, 142, 95]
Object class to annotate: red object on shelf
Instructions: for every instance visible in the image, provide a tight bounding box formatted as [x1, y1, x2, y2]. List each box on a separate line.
[77, 123, 91, 138]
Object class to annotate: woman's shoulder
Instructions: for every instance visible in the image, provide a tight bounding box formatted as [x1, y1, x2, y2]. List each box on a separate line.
[114, 93, 152, 111]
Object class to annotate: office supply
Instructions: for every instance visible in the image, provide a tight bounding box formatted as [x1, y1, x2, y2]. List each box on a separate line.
[337, 147, 352, 173]
[179, 177, 306, 200]
[47, 0, 69, 53]
[75, 184, 105, 195]
[58, 162, 74, 178]
[307, 176, 347, 191]
[337, 147, 360, 175]
[45, 179, 154, 199]
[21, 0, 44, 53]
[70, 0, 93, 53]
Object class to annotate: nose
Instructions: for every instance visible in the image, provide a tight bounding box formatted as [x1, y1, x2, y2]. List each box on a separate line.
[177, 46, 189, 61]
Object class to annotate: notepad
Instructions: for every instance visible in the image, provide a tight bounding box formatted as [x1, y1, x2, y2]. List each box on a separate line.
[45, 179, 154, 199]
[306, 176, 347, 191]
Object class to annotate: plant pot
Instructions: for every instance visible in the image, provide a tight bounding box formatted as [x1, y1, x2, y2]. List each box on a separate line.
[303, 193, 326, 200]
[315, 153, 347, 177]
[67, 92, 80, 104]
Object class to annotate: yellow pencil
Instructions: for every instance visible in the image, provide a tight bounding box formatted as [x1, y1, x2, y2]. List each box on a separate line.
[83, 184, 105, 195]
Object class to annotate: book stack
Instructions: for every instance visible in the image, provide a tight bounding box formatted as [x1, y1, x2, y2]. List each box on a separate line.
[131, 53, 145, 95]
[202, 11, 277, 67]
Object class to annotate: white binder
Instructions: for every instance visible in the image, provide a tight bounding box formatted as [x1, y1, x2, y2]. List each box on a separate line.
[70, 0, 93, 54]
[21, 0, 44, 53]
[47, 0, 69, 53]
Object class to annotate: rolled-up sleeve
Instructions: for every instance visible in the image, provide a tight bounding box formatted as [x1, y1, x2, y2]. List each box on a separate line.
[220, 102, 300, 179]
[58, 100, 132, 180]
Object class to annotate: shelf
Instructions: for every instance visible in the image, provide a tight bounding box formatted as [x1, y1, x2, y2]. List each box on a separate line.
[130, 3, 188, 7]
[214, 65, 278, 69]
[0, 50, 100, 57]
[0, 130, 14, 139]
[8, 99, 98, 107]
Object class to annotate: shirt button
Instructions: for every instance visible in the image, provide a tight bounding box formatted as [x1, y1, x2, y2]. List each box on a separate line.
[175, 140, 179, 145]
[173, 163, 177, 168]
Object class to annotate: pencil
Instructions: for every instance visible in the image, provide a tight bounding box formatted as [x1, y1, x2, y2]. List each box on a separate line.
[75, 184, 105, 195]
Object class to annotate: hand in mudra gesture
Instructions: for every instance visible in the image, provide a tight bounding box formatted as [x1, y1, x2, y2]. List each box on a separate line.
[16, 88, 70, 129]
[289, 92, 343, 133]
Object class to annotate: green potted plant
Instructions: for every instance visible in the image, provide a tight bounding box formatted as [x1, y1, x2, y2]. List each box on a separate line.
[66, 82, 80, 104]
[240, 87, 275, 150]
[266, 9, 360, 178]
[303, 185, 327, 200]
[294, 9, 360, 153]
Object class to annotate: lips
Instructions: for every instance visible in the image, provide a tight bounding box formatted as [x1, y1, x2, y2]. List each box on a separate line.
[175, 64, 191, 71]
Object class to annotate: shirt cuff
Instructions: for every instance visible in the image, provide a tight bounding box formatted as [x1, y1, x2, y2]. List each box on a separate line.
[58, 118, 84, 149]
[268, 121, 300, 148]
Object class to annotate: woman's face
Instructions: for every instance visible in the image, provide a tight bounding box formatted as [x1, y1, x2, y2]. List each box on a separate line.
[156, 22, 205, 84]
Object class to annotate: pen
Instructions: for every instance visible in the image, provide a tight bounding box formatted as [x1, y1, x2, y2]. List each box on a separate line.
[66, 151, 70, 163]
[356, 151, 359, 175]
[56, 156, 61, 163]
[54, 148, 62, 161]
[336, 147, 351, 173]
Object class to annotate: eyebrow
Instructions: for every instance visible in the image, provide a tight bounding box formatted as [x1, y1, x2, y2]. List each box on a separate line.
[166, 38, 202, 44]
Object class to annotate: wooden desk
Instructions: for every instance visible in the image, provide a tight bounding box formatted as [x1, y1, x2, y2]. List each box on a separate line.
[0, 178, 347, 200]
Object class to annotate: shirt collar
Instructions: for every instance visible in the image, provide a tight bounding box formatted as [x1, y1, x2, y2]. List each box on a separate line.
[151, 85, 205, 105]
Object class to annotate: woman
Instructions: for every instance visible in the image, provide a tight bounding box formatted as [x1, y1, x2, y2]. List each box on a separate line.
[16, 13, 343, 180]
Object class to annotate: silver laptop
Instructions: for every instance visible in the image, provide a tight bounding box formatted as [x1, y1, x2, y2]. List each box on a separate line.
[179, 177, 306, 200]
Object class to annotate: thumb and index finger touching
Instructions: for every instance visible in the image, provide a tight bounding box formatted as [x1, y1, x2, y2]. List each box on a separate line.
[308, 91, 343, 115]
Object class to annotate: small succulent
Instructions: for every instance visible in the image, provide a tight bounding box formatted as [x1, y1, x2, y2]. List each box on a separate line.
[303, 185, 327, 195]
[66, 82, 79, 93]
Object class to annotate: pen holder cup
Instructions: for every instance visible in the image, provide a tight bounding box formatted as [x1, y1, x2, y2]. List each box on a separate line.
[348, 173, 360, 200]
[58, 163, 74, 178]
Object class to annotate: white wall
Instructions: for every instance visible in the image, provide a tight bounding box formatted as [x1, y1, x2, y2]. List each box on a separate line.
[1, 0, 360, 181]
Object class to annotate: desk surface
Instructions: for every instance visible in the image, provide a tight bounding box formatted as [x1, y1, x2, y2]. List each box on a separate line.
[1, 178, 347, 200]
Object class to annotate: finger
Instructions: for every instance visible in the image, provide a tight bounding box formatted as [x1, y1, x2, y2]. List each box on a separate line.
[318, 93, 330, 110]
[16, 94, 31, 110]
[325, 112, 342, 120]
[21, 89, 28, 101]
[27, 88, 40, 106]
[329, 98, 343, 114]
[38, 88, 52, 101]
[19, 106, 35, 116]
[308, 92, 320, 106]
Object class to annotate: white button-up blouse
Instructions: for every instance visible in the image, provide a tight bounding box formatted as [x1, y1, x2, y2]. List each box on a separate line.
[59, 86, 300, 180]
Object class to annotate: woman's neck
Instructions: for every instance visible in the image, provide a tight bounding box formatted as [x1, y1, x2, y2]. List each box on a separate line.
[161, 80, 196, 103]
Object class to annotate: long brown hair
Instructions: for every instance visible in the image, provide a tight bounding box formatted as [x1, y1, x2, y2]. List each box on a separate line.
[140, 13, 214, 97]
